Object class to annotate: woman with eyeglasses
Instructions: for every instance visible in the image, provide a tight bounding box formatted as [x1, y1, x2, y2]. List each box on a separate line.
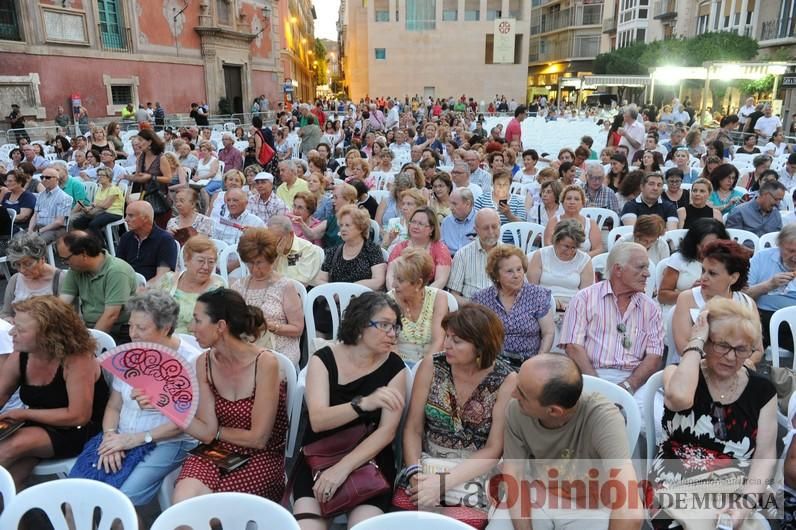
[292, 292, 407, 527]
[651, 297, 777, 530]
[0, 234, 63, 321]
[150, 235, 225, 334]
[230, 228, 303, 367]
[69, 167, 125, 241]
[386, 248, 448, 365]
[387, 207, 452, 290]
[661, 168, 690, 210]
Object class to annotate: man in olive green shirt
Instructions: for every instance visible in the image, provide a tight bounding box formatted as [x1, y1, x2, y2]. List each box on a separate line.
[491, 354, 643, 530]
[58, 231, 137, 344]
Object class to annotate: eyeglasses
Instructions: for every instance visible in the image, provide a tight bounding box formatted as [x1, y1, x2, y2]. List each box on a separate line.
[409, 220, 430, 228]
[617, 323, 632, 349]
[11, 259, 38, 271]
[41, 175, 57, 180]
[58, 252, 75, 262]
[369, 320, 401, 334]
[709, 341, 754, 359]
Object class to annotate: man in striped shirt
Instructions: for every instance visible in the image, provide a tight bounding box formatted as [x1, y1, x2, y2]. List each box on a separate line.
[559, 241, 663, 416]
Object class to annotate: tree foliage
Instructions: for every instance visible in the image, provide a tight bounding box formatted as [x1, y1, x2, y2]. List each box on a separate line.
[740, 74, 776, 97]
[594, 32, 759, 75]
[314, 38, 328, 86]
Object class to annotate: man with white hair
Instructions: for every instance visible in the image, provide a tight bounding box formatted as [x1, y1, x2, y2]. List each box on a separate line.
[441, 188, 476, 256]
[367, 103, 386, 132]
[450, 161, 482, 201]
[116, 200, 178, 281]
[617, 105, 646, 162]
[384, 99, 399, 130]
[447, 208, 501, 303]
[276, 159, 309, 206]
[266, 215, 322, 286]
[739, 96, 756, 123]
[754, 105, 782, 140]
[584, 163, 619, 213]
[560, 242, 664, 414]
[214, 188, 265, 246]
[217, 132, 243, 171]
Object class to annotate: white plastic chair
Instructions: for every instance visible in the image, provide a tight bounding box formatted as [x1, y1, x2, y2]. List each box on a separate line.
[0, 477, 138, 530]
[304, 283, 371, 354]
[769, 306, 796, 369]
[351, 511, 473, 530]
[581, 207, 620, 231]
[606, 226, 633, 250]
[217, 245, 249, 284]
[727, 228, 760, 252]
[654, 257, 671, 292]
[643, 371, 665, 469]
[441, 290, 458, 312]
[663, 228, 688, 253]
[582, 375, 641, 453]
[176, 333, 201, 351]
[89, 329, 116, 357]
[104, 219, 127, 257]
[499, 222, 545, 253]
[6, 208, 16, 237]
[0, 464, 14, 508]
[369, 189, 390, 205]
[287, 366, 307, 460]
[370, 219, 381, 245]
[591, 252, 608, 281]
[150, 492, 299, 530]
[81, 181, 98, 203]
[134, 272, 147, 288]
[760, 231, 779, 249]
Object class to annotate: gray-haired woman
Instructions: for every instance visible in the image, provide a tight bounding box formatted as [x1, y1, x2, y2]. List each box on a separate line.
[69, 290, 200, 506]
[527, 218, 594, 312]
[0, 233, 64, 320]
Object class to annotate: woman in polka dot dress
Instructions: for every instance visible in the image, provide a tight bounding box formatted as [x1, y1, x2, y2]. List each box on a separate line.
[172, 288, 289, 503]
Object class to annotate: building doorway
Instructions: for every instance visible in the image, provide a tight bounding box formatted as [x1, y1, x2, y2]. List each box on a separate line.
[223, 65, 243, 115]
[423, 86, 435, 99]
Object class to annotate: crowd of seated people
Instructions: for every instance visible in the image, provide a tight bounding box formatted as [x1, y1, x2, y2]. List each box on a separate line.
[0, 95, 793, 530]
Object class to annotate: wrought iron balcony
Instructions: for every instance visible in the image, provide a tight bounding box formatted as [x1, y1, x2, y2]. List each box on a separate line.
[98, 24, 133, 52]
[760, 17, 796, 42]
[653, 0, 677, 20]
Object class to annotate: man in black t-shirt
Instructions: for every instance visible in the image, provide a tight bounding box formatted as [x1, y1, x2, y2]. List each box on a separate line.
[620, 172, 678, 230]
[6, 104, 29, 143]
[189, 102, 209, 126]
[744, 103, 765, 134]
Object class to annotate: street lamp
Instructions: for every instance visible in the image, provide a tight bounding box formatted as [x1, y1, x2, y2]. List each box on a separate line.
[254, 5, 271, 37]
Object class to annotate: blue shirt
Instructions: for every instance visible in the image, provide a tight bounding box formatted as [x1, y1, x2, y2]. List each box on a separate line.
[749, 247, 796, 312]
[117, 225, 178, 280]
[441, 208, 476, 256]
[725, 200, 782, 238]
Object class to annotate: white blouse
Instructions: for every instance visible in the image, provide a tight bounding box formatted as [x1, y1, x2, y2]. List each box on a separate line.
[535, 245, 591, 303]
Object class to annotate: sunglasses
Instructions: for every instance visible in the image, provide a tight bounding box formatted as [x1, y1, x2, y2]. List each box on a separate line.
[617, 323, 632, 349]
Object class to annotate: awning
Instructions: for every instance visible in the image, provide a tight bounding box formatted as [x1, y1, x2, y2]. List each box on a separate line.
[582, 75, 652, 87]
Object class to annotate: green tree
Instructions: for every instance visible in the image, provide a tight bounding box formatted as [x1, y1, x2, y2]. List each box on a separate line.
[594, 32, 759, 75]
[314, 38, 329, 87]
[740, 74, 776, 99]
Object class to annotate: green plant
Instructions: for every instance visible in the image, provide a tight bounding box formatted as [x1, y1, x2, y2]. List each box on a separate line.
[218, 97, 231, 115]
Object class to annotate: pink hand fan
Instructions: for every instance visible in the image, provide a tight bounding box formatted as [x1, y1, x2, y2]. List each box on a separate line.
[98, 342, 199, 429]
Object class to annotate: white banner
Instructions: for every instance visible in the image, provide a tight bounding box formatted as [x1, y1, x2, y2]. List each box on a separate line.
[493, 18, 516, 64]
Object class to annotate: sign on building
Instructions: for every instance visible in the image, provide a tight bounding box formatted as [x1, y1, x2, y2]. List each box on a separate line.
[493, 18, 516, 64]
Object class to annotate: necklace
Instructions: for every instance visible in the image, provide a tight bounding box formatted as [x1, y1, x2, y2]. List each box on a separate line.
[703, 364, 739, 401]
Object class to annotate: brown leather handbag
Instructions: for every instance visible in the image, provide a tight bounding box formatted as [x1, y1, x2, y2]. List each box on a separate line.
[303, 422, 391, 517]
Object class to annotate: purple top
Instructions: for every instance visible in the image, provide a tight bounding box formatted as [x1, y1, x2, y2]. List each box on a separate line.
[472, 282, 551, 366]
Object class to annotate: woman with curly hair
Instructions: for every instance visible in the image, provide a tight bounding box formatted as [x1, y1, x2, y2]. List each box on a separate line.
[0, 296, 109, 485]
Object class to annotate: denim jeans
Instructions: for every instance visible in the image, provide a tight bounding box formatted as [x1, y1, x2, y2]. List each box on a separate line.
[121, 438, 197, 506]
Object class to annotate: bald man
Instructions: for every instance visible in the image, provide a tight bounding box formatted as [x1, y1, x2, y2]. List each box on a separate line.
[492, 354, 642, 530]
[117, 200, 178, 281]
[448, 208, 501, 303]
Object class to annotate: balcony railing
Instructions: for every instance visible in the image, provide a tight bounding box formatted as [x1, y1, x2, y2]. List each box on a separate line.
[653, 0, 677, 19]
[98, 25, 133, 52]
[602, 17, 617, 33]
[760, 17, 796, 42]
[539, 9, 572, 33]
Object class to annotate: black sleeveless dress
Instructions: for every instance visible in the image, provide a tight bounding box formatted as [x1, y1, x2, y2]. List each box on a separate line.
[293, 347, 406, 511]
[682, 203, 715, 230]
[18, 352, 109, 458]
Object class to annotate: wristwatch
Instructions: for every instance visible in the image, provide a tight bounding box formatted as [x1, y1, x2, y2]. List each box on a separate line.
[143, 431, 153, 444]
[620, 381, 633, 394]
[350, 396, 366, 416]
